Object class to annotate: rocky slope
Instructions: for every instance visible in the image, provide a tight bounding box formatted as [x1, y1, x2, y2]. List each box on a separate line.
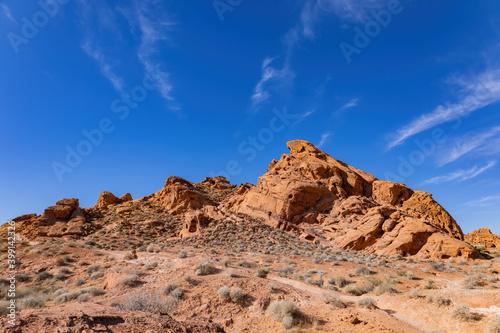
[4, 140, 478, 259]
[466, 227, 500, 248]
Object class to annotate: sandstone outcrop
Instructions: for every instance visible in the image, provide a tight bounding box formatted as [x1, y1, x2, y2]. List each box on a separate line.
[466, 227, 500, 248]
[2, 140, 480, 259]
[227, 140, 477, 259]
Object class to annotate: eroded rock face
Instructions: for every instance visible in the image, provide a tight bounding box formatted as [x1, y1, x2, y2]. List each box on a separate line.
[155, 176, 215, 214]
[466, 228, 500, 248]
[231, 140, 376, 227]
[227, 140, 476, 259]
[95, 191, 133, 209]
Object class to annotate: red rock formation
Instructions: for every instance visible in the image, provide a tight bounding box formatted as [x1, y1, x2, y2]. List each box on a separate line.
[227, 140, 477, 259]
[466, 227, 500, 248]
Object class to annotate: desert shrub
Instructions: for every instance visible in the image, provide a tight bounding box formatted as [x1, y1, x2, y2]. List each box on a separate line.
[458, 259, 468, 266]
[79, 286, 104, 296]
[184, 275, 197, 286]
[170, 288, 183, 300]
[360, 283, 374, 294]
[59, 267, 70, 275]
[424, 279, 436, 289]
[218, 286, 230, 300]
[267, 283, 277, 293]
[451, 304, 479, 322]
[53, 273, 68, 281]
[54, 291, 80, 304]
[0, 301, 10, 315]
[230, 287, 244, 302]
[52, 288, 69, 298]
[123, 253, 135, 260]
[487, 316, 500, 333]
[75, 278, 85, 287]
[464, 275, 483, 287]
[357, 297, 377, 309]
[366, 276, 382, 286]
[279, 266, 295, 276]
[406, 271, 416, 280]
[195, 261, 214, 276]
[334, 275, 348, 288]
[77, 293, 90, 302]
[78, 260, 89, 266]
[255, 268, 269, 278]
[426, 294, 451, 306]
[90, 271, 105, 280]
[356, 267, 374, 276]
[407, 288, 421, 299]
[18, 295, 46, 310]
[267, 300, 305, 329]
[17, 273, 30, 282]
[55, 258, 66, 267]
[430, 261, 446, 272]
[35, 271, 53, 282]
[226, 269, 237, 277]
[85, 265, 100, 274]
[221, 259, 230, 267]
[345, 284, 363, 296]
[121, 274, 140, 287]
[238, 261, 252, 268]
[178, 251, 187, 259]
[321, 292, 345, 308]
[374, 283, 398, 295]
[113, 292, 177, 314]
[164, 283, 179, 295]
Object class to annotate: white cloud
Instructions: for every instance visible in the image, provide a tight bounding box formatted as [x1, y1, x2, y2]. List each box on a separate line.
[81, 41, 124, 92]
[300, 0, 389, 39]
[250, 57, 294, 109]
[131, 2, 178, 107]
[317, 132, 332, 148]
[438, 126, 500, 166]
[423, 160, 497, 185]
[466, 195, 500, 207]
[1, 4, 16, 24]
[293, 109, 316, 125]
[387, 69, 500, 149]
[341, 98, 359, 109]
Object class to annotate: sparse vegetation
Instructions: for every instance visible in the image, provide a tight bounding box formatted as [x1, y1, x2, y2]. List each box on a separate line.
[426, 294, 451, 307]
[121, 274, 140, 287]
[255, 268, 269, 278]
[218, 286, 230, 300]
[113, 292, 177, 314]
[195, 260, 214, 276]
[357, 297, 377, 309]
[451, 304, 479, 322]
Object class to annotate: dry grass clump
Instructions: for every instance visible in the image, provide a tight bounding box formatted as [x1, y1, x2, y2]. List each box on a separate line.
[113, 291, 177, 314]
[344, 284, 363, 296]
[407, 288, 421, 299]
[321, 292, 345, 308]
[451, 304, 480, 322]
[255, 268, 269, 278]
[218, 286, 230, 300]
[121, 274, 140, 287]
[374, 283, 398, 295]
[18, 295, 46, 310]
[426, 294, 451, 307]
[164, 283, 179, 295]
[267, 300, 308, 330]
[195, 260, 214, 276]
[487, 316, 500, 333]
[230, 287, 244, 302]
[357, 297, 377, 309]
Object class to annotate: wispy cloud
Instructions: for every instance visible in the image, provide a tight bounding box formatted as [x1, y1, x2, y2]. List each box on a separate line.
[250, 57, 294, 109]
[423, 160, 497, 185]
[438, 126, 500, 166]
[387, 69, 500, 149]
[466, 195, 500, 207]
[81, 41, 124, 92]
[131, 1, 178, 108]
[1, 4, 17, 24]
[300, 0, 389, 39]
[317, 132, 332, 148]
[341, 98, 359, 110]
[293, 109, 316, 125]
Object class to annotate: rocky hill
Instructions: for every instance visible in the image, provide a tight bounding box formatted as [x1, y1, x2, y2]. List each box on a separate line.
[4, 140, 477, 259]
[466, 227, 500, 249]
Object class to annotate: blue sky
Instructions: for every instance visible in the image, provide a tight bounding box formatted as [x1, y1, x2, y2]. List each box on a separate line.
[1, 0, 499, 234]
